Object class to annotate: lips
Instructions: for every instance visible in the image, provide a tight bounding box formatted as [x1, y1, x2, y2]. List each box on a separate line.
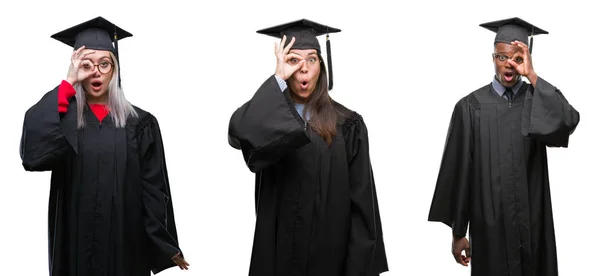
[503, 71, 515, 82]
[90, 80, 103, 91]
[299, 80, 309, 90]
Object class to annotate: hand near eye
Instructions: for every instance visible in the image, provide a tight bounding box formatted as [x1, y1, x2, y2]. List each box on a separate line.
[172, 252, 190, 270]
[274, 35, 305, 81]
[507, 41, 538, 87]
[66, 45, 97, 86]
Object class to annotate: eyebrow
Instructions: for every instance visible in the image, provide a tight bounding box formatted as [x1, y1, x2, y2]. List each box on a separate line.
[290, 50, 318, 56]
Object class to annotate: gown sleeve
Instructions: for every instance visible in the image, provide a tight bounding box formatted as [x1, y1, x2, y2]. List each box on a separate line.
[521, 77, 580, 147]
[343, 113, 389, 276]
[20, 81, 78, 171]
[228, 75, 311, 172]
[427, 98, 473, 239]
[137, 114, 183, 274]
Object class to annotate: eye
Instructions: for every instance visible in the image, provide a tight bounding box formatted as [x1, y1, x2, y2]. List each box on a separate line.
[514, 57, 523, 63]
[499, 55, 508, 61]
[100, 61, 110, 67]
[289, 58, 299, 64]
[308, 57, 317, 63]
[82, 63, 92, 69]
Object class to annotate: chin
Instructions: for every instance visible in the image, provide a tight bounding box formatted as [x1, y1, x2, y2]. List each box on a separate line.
[497, 77, 515, 88]
[292, 91, 312, 102]
[503, 81, 518, 88]
[84, 87, 108, 99]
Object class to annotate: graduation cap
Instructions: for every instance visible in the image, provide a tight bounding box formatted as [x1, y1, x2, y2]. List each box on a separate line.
[480, 17, 548, 53]
[257, 19, 341, 90]
[51, 16, 132, 87]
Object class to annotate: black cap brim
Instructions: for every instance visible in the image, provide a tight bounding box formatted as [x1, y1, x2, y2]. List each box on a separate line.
[257, 18, 340, 53]
[50, 16, 132, 52]
[480, 17, 547, 45]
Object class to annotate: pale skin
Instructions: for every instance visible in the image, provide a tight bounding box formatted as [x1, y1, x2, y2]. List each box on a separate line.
[452, 40, 541, 268]
[66, 45, 190, 271]
[274, 35, 321, 104]
[66, 46, 112, 104]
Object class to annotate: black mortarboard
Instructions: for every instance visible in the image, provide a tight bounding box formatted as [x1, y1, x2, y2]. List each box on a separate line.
[480, 17, 548, 54]
[257, 19, 341, 90]
[51, 16, 132, 86]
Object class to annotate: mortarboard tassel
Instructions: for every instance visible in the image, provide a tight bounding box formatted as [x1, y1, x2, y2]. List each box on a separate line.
[529, 26, 534, 54]
[326, 33, 333, 90]
[114, 27, 121, 88]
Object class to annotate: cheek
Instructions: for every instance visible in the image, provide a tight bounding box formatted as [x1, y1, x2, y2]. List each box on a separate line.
[81, 79, 92, 87]
[102, 74, 113, 84]
[311, 68, 320, 82]
[494, 63, 502, 74]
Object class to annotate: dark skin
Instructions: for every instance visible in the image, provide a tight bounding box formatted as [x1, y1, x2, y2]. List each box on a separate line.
[452, 39, 541, 268]
[172, 252, 190, 270]
[452, 235, 471, 266]
[493, 40, 538, 89]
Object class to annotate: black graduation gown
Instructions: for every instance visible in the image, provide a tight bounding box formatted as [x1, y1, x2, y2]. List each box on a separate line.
[228, 76, 388, 276]
[428, 77, 580, 276]
[20, 85, 183, 276]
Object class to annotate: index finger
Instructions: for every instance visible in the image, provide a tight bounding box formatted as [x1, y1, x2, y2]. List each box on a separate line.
[511, 40, 529, 52]
[71, 46, 84, 60]
[78, 50, 97, 60]
[283, 36, 296, 54]
[74, 45, 86, 55]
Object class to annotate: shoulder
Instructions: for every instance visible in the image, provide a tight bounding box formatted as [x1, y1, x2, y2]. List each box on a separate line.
[453, 84, 489, 112]
[331, 100, 369, 142]
[331, 100, 363, 126]
[128, 105, 160, 133]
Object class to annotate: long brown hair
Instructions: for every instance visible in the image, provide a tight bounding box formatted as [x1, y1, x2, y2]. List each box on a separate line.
[302, 57, 339, 145]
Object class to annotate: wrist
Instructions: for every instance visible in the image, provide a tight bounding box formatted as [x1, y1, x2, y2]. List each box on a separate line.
[526, 71, 537, 81]
[526, 72, 538, 87]
[275, 73, 286, 81]
[66, 77, 77, 86]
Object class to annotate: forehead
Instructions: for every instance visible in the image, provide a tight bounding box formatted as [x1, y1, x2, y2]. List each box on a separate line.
[84, 50, 112, 60]
[290, 49, 318, 55]
[494, 42, 519, 53]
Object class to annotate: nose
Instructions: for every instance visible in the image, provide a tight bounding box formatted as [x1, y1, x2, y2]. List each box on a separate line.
[300, 60, 309, 73]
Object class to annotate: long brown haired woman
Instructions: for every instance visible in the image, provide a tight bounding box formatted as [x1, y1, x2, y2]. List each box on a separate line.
[228, 19, 388, 276]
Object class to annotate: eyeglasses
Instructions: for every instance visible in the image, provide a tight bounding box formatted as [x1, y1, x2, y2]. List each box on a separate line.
[82, 60, 114, 74]
[493, 53, 523, 64]
[288, 56, 321, 67]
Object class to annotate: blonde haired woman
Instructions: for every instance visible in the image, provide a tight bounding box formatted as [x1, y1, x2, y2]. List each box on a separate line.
[19, 17, 188, 276]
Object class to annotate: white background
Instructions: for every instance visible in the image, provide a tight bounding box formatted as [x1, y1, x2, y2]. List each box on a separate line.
[0, 0, 598, 275]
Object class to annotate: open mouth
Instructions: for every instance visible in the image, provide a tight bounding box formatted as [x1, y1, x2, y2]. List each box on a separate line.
[503, 72, 515, 82]
[300, 80, 309, 90]
[90, 80, 103, 91]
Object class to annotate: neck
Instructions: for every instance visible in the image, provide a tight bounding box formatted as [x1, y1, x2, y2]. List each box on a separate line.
[290, 91, 309, 104]
[86, 94, 108, 105]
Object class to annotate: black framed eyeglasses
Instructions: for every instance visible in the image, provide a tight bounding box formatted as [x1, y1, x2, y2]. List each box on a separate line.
[492, 53, 523, 64]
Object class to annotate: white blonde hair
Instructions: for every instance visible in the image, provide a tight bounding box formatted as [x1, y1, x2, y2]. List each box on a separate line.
[74, 52, 138, 128]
